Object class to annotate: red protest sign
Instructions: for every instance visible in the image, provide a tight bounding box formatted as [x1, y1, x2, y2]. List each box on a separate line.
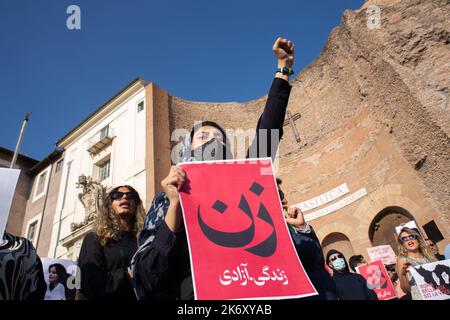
[178, 158, 317, 300]
[356, 260, 397, 300]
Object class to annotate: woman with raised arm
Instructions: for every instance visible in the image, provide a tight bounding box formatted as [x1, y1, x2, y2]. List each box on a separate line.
[131, 37, 296, 300]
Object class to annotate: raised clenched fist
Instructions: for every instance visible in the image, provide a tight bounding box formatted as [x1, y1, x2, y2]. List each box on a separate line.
[273, 37, 295, 68]
[285, 206, 307, 230]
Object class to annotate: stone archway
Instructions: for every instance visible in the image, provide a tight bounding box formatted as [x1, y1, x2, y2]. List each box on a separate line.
[351, 184, 422, 248]
[368, 206, 414, 254]
[321, 232, 355, 261]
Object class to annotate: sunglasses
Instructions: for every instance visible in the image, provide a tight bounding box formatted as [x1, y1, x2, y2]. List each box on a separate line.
[330, 254, 343, 262]
[400, 234, 417, 243]
[110, 191, 139, 201]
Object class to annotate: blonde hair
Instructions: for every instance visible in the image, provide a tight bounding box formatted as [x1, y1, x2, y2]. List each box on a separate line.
[396, 227, 436, 262]
[95, 185, 145, 246]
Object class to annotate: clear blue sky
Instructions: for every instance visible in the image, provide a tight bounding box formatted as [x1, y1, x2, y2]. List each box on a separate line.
[0, 0, 364, 160]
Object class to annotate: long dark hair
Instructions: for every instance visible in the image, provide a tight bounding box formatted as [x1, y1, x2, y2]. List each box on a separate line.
[48, 263, 76, 299]
[95, 185, 145, 246]
[48, 263, 68, 289]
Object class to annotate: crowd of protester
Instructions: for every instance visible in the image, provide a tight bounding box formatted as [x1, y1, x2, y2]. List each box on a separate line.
[1, 37, 448, 301]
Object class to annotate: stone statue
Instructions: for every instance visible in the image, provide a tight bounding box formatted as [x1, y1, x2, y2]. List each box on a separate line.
[71, 174, 105, 231]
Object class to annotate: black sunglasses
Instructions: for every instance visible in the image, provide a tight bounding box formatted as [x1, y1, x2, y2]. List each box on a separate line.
[110, 191, 139, 201]
[330, 254, 343, 262]
[400, 234, 417, 243]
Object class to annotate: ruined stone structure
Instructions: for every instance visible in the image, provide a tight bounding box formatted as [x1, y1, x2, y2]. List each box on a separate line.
[145, 0, 449, 259]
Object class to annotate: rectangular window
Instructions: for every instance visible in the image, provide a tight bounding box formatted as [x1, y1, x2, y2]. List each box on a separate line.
[27, 221, 38, 242]
[38, 172, 47, 186]
[33, 167, 50, 202]
[137, 101, 144, 113]
[98, 160, 111, 181]
[55, 160, 63, 173]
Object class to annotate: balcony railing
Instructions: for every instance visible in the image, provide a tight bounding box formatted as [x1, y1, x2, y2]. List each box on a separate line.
[87, 126, 114, 155]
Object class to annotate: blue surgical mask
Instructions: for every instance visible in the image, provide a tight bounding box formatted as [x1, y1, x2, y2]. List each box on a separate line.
[332, 258, 346, 271]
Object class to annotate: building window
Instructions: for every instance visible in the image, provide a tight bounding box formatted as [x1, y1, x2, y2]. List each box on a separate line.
[38, 172, 47, 186]
[27, 221, 38, 243]
[100, 125, 109, 139]
[33, 167, 50, 203]
[137, 101, 144, 113]
[98, 160, 111, 181]
[55, 159, 63, 173]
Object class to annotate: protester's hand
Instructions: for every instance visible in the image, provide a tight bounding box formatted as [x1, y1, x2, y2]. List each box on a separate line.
[161, 166, 186, 204]
[285, 207, 307, 229]
[396, 257, 411, 277]
[273, 37, 295, 69]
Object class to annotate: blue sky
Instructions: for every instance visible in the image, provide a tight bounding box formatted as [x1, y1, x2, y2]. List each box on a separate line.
[0, 0, 364, 160]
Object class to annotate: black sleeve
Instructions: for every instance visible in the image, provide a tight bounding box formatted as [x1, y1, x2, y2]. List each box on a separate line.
[134, 221, 177, 297]
[247, 77, 292, 161]
[26, 255, 47, 300]
[290, 227, 323, 268]
[78, 233, 129, 299]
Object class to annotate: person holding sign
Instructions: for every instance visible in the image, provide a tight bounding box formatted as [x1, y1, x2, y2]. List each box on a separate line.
[130, 37, 295, 300]
[396, 227, 437, 300]
[277, 180, 337, 300]
[326, 249, 378, 300]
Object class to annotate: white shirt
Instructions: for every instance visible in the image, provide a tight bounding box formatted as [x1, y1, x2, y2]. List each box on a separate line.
[44, 283, 66, 300]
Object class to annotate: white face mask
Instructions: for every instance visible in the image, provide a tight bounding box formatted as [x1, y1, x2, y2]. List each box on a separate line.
[332, 257, 346, 271]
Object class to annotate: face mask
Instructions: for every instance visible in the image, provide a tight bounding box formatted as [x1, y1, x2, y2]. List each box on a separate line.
[332, 258, 346, 271]
[191, 138, 232, 161]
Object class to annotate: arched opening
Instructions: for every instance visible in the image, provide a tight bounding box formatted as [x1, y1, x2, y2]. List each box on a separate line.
[369, 206, 415, 254]
[321, 232, 355, 261]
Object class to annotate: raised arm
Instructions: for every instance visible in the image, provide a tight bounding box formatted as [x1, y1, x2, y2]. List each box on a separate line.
[247, 37, 295, 160]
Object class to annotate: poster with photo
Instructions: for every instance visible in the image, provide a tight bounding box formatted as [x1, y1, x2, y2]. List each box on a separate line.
[356, 260, 397, 300]
[41, 257, 79, 300]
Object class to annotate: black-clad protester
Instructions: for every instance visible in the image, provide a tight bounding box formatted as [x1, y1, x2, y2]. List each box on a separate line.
[77, 185, 145, 299]
[326, 249, 378, 300]
[130, 37, 296, 300]
[0, 232, 46, 300]
[278, 180, 338, 300]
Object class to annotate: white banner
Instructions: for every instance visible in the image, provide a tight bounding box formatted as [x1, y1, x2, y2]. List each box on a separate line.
[304, 188, 367, 222]
[293, 183, 349, 212]
[395, 220, 419, 235]
[367, 245, 397, 265]
[0, 168, 21, 238]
